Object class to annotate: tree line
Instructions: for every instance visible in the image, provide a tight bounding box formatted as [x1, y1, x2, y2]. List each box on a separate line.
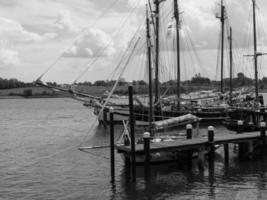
[1, 72, 267, 90]
[0, 78, 35, 89]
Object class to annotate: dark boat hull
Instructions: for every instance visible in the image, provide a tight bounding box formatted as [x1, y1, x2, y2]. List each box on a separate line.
[97, 105, 228, 125]
[225, 108, 267, 132]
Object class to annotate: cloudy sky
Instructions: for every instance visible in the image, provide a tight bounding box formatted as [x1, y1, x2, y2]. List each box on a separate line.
[1, 0, 267, 83]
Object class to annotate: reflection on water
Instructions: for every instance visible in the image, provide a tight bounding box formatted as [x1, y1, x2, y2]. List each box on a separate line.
[114, 157, 267, 200]
[1, 98, 267, 199]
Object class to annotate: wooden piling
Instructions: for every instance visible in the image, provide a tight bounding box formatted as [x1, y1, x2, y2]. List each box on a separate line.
[208, 126, 215, 163]
[103, 108, 107, 128]
[197, 147, 205, 171]
[237, 120, 243, 134]
[237, 120, 245, 159]
[186, 124, 193, 167]
[196, 122, 200, 137]
[252, 113, 256, 125]
[143, 132, 151, 178]
[186, 124, 192, 139]
[248, 141, 253, 159]
[224, 144, 229, 164]
[109, 107, 115, 182]
[128, 84, 136, 181]
[260, 122, 266, 155]
[124, 156, 131, 181]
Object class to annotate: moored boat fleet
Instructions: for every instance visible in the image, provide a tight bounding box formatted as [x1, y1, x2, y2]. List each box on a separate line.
[35, 0, 267, 164]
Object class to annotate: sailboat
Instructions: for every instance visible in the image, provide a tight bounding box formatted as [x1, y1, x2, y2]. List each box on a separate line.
[35, 0, 235, 126]
[116, 4, 206, 163]
[92, 0, 231, 126]
[225, 0, 267, 131]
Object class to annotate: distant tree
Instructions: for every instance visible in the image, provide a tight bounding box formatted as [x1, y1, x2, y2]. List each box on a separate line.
[191, 73, 211, 85]
[78, 81, 92, 86]
[45, 82, 58, 87]
[118, 78, 127, 86]
[23, 89, 32, 97]
[137, 80, 147, 86]
[234, 72, 253, 87]
[164, 80, 176, 86]
[262, 77, 267, 85]
[237, 72, 244, 79]
[260, 84, 265, 89]
[94, 80, 106, 86]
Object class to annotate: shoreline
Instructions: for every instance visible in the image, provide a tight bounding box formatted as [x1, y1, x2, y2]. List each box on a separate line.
[0, 95, 68, 99]
[1, 91, 267, 100]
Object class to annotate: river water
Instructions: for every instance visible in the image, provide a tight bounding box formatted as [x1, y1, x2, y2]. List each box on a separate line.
[1, 98, 267, 199]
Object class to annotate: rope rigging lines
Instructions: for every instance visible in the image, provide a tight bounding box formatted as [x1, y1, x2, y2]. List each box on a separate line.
[36, 0, 143, 83]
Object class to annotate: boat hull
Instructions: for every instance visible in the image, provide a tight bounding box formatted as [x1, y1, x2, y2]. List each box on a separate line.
[96, 106, 228, 125]
[226, 108, 267, 131]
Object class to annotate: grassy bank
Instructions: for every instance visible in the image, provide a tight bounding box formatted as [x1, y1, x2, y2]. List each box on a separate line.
[0, 86, 70, 98]
[1, 85, 264, 99]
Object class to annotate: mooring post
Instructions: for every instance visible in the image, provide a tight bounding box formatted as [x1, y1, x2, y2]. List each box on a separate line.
[186, 124, 192, 139]
[198, 146, 205, 171]
[252, 113, 256, 125]
[248, 141, 253, 159]
[109, 107, 115, 182]
[237, 120, 243, 134]
[196, 122, 200, 137]
[103, 107, 108, 128]
[260, 106, 265, 122]
[224, 143, 229, 164]
[208, 126, 215, 162]
[186, 124, 193, 167]
[128, 84, 136, 181]
[260, 122, 266, 156]
[144, 132, 151, 178]
[237, 120, 245, 159]
[208, 126, 215, 180]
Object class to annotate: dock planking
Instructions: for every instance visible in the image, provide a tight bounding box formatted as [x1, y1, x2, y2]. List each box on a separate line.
[116, 131, 264, 155]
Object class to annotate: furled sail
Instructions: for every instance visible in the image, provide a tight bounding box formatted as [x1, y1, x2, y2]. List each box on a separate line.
[152, 114, 201, 130]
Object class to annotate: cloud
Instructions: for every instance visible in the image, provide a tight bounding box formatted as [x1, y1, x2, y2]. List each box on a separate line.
[63, 28, 115, 58]
[0, 0, 18, 7]
[0, 48, 20, 67]
[127, 0, 146, 8]
[54, 10, 77, 34]
[0, 17, 57, 43]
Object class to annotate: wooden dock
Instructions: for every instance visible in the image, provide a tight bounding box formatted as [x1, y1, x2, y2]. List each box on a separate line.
[116, 131, 265, 155]
[108, 86, 267, 182]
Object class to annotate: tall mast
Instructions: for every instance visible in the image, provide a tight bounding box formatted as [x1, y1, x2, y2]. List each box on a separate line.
[252, 0, 259, 102]
[174, 0, 181, 110]
[217, 0, 225, 93]
[146, 5, 153, 132]
[154, 0, 160, 103]
[229, 27, 233, 106]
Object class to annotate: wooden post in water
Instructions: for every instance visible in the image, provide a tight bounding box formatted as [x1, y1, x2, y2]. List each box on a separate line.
[237, 120, 243, 134]
[196, 121, 200, 137]
[186, 124, 192, 139]
[260, 122, 266, 156]
[198, 147, 205, 171]
[186, 124, 193, 167]
[208, 126, 215, 181]
[103, 107, 108, 128]
[109, 107, 115, 182]
[224, 143, 229, 164]
[248, 141, 254, 160]
[128, 84, 136, 181]
[208, 126, 215, 163]
[237, 120, 245, 159]
[144, 132, 151, 178]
